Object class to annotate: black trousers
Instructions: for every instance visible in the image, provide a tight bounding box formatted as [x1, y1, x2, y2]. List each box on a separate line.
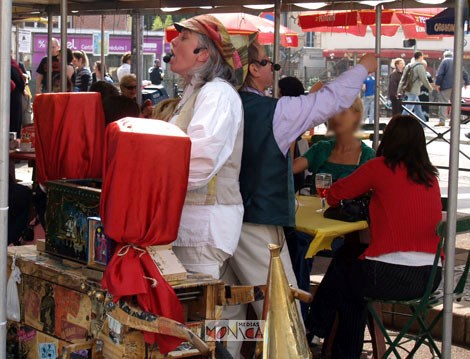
[307, 253, 442, 359]
[8, 177, 32, 244]
[391, 96, 402, 116]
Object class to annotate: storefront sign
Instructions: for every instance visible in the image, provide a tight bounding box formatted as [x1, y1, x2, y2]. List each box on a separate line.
[32, 33, 164, 70]
[33, 33, 163, 55]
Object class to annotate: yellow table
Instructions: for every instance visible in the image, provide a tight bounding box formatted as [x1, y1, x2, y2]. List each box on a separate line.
[295, 195, 369, 258]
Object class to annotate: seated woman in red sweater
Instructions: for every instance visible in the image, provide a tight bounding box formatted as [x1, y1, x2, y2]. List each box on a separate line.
[308, 115, 442, 358]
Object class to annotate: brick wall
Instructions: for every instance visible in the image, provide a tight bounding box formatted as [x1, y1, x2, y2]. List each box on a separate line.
[70, 15, 129, 31]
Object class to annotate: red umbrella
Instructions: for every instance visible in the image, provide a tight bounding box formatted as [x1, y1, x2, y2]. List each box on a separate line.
[299, 8, 443, 39]
[166, 13, 299, 48]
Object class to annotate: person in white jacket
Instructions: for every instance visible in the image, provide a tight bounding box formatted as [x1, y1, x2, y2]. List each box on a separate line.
[166, 15, 245, 283]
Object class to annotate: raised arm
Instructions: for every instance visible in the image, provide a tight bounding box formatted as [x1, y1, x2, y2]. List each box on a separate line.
[273, 54, 376, 155]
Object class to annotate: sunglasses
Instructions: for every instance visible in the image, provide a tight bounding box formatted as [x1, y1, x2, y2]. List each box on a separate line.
[252, 59, 281, 71]
[124, 85, 137, 90]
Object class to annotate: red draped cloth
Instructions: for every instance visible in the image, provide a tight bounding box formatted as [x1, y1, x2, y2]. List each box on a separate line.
[33, 93, 105, 183]
[100, 118, 190, 354]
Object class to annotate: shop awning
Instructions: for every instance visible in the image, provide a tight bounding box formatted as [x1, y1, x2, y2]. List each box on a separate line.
[426, 7, 468, 35]
[299, 8, 444, 39]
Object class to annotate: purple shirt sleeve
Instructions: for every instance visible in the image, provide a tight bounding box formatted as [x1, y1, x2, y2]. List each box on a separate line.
[273, 64, 368, 155]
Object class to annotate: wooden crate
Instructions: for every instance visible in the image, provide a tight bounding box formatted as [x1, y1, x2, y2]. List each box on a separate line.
[7, 322, 90, 359]
[22, 275, 93, 343]
[8, 246, 222, 358]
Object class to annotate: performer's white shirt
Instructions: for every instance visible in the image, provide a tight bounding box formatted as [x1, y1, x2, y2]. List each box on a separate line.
[169, 78, 244, 256]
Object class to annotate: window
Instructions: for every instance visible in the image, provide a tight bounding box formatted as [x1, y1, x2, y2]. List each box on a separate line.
[305, 32, 315, 48]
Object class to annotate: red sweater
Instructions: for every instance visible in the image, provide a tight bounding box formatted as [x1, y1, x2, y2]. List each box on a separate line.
[327, 157, 442, 258]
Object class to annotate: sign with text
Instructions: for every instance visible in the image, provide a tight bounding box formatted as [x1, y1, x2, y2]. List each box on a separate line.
[18, 29, 32, 53]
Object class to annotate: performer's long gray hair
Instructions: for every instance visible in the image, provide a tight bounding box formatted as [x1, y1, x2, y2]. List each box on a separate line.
[190, 33, 237, 89]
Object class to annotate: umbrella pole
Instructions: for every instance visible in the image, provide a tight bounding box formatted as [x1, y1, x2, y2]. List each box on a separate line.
[131, 11, 143, 106]
[47, 10, 53, 93]
[0, 0, 12, 352]
[101, 15, 106, 81]
[442, 0, 465, 357]
[273, 0, 282, 98]
[60, 0, 68, 92]
[372, 5, 381, 150]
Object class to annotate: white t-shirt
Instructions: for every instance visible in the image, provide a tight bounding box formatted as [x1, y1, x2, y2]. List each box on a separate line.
[116, 63, 131, 82]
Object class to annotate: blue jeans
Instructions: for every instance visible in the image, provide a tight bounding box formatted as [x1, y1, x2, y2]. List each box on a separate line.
[363, 95, 375, 123]
[402, 93, 426, 122]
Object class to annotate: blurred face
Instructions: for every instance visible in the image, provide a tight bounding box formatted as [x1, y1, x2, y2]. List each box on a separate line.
[51, 40, 60, 57]
[121, 80, 137, 99]
[397, 60, 405, 72]
[169, 30, 208, 78]
[328, 108, 361, 137]
[249, 44, 275, 90]
[72, 56, 80, 67]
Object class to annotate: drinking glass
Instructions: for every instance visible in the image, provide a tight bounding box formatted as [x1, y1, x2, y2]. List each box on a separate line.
[315, 173, 332, 212]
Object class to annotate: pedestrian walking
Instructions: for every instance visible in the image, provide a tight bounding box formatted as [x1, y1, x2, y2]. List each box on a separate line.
[389, 58, 405, 115]
[435, 50, 470, 126]
[398, 52, 433, 122]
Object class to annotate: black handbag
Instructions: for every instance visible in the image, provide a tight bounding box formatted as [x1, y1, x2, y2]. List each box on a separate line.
[324, 196, 371, 223]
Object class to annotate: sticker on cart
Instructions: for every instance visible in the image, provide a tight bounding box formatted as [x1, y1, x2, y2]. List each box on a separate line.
[38, 342, 57, 359]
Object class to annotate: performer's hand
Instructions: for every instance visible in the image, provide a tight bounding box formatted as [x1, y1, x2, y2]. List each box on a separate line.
[359, 53, 378, 73]
[436, 85, 441, 93]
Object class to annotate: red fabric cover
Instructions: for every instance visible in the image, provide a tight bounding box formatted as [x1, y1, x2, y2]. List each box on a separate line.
[33, 92, 105, 184]
[100, 118, 190, 353]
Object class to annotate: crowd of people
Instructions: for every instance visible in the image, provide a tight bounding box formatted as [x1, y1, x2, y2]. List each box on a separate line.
[7, 14, 451, 359]
[387, 50, 469, 126]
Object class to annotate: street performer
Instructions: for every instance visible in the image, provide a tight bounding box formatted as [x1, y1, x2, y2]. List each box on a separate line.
[165, 15, 244, 283]
[226, 40, 377, 357]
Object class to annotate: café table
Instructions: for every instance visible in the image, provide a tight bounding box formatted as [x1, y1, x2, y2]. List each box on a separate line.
[295, 195, 369, 258]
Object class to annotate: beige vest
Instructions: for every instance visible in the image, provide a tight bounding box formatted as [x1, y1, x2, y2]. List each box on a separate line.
[176, 83, 243, 206]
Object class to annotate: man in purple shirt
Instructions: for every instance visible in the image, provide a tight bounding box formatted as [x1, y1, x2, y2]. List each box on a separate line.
[225, 39, 377, 358]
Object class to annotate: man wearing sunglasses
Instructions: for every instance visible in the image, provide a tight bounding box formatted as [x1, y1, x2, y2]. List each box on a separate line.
[225, 39, 378, 357]
[119, 74, 138, 101]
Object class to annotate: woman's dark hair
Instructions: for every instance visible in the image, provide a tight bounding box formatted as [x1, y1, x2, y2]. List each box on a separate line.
[377, 115, 438, 187]
[89, 81, 119, 102]
[103, 95, 140, 125]
[66, 48, 73, 64]
[279, 77, 305, 97]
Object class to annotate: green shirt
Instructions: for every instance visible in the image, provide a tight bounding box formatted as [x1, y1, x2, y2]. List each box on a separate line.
[302, 139, 375, 182]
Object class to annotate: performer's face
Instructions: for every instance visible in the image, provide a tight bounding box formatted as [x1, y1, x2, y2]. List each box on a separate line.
[170, 30, 208, 79]
[251, 43, 274, 90]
